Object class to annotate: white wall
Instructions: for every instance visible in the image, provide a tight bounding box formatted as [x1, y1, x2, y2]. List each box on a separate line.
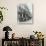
[0, 0, 46, 46]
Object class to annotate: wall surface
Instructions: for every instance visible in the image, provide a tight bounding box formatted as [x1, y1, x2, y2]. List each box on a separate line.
[0, 0, 46, 46]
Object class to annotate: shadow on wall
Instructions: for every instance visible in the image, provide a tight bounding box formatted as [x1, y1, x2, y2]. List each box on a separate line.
[0, 39, 2, 46]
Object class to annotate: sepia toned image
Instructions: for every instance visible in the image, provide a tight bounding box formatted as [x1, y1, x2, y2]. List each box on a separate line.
[17, 3, 33, 24]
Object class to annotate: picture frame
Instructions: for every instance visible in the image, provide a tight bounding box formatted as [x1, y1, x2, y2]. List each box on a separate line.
[17, 3, 33, 24]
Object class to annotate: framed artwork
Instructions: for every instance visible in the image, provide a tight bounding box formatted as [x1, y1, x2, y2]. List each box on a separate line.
[17, 3, 33, 24]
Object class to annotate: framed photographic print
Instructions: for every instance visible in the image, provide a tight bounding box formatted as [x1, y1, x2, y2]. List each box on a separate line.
[17, 3, 33, 24]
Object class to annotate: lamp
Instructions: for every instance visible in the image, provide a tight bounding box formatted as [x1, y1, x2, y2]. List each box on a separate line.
[3, 26, 12, 39]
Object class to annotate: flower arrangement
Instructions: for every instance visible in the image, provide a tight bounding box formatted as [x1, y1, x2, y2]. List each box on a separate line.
[0, 7, 8, 23]
[33, 31, 44, 39]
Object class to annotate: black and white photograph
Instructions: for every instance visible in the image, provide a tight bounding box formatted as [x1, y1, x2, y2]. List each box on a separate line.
[17, 3, 33, 24]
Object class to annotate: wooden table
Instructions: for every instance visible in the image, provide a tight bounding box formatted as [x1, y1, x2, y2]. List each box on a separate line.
[2, 38, 44, 46]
